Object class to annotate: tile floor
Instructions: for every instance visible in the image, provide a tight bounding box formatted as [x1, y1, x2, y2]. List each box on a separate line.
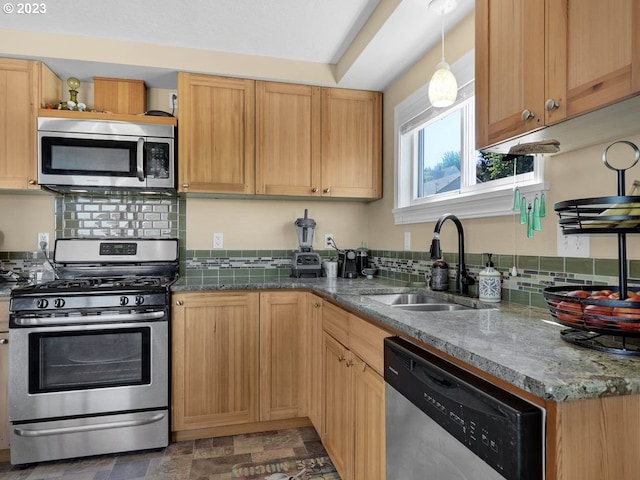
[0, 427, 335, 480]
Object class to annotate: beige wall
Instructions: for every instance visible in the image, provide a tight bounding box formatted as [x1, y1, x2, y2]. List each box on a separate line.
[186, 198, 368, 251]
[0, 193, 55, 251]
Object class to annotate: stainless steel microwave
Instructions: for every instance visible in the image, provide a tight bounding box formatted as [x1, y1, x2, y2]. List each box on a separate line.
[38, 117, 176, 194]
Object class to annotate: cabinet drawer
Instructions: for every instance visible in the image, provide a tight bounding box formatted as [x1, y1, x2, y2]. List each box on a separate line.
[348, 314, 389, 375]
[322, 301, 349, 345]
[0, 300, 8, 332]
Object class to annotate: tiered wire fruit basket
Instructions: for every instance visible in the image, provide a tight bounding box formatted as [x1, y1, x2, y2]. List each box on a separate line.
[544, 141, 640, 355]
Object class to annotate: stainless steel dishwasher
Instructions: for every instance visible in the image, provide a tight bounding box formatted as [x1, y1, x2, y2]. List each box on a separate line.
[384, 337, 544, 480]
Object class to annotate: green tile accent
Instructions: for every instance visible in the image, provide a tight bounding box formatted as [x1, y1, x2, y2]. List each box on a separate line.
[540, 256, 564, 273]
[508, 289, 530, 305]
[530, 292, 548, 309]
[516, 255, 539, 271]
[595, 258, 619, 276]
[631, 260, 640, 279]
[565, 257, 594, 275]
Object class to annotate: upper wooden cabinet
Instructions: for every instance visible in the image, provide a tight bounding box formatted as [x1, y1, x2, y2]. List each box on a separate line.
[476, 0, 640, 150]
[93, 77, 147, 115]
[321, 88, 382, 199]
[179, 73, 382, 199]
[178, 73, 255, 194]
[256, 81, 321, 196]
[0, 58, 60, 190]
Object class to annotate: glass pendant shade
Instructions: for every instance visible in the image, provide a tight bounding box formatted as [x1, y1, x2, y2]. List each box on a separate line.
[427, 0, 458, 108]
[428, 61, 458, 107]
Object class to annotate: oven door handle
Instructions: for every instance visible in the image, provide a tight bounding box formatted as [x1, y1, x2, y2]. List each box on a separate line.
[13, 310, 165, 326]
[13, 412, 166, 438]
[136, 137, 145, 182]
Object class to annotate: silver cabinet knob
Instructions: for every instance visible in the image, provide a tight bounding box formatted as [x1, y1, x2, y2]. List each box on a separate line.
[28, 179, 37, 185]
[323, 188, 331, 194]
[181, 183, 189, 188]
[175, 300, 184, 306]
[521, 109, 536, 121]
[545, 98, 560, 111]
[0, 338, 7, 344]
[312, 187, 319, 193]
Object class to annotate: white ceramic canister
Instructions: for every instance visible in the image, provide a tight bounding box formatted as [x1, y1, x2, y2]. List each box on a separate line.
[479, 253, 501, 302]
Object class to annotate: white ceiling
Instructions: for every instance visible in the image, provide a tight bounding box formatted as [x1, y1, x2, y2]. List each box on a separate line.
[0, 0, 474, 90]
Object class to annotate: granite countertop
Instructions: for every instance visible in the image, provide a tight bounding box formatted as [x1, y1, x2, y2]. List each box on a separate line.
[173, 276, 640, 403]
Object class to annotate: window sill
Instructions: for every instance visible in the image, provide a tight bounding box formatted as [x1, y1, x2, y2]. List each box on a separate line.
[393, 181, 548, 224]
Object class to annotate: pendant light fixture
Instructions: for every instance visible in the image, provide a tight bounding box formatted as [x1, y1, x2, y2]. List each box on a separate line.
[427, 0, 458, 108]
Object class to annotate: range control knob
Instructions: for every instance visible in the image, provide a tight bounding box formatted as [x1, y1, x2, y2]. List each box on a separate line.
[36, 298, 49, 309]
[54, 298, 65, 308]
[135, 295, 145, 306]
[120, 296, 130, 306]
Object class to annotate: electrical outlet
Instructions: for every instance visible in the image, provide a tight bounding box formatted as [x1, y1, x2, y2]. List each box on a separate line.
[169, 92, 178, 109]
[557, 226, 590, 258]
[37, 232, 50, 250]
[324, 234, 334, 249]
[213, 233, 224, 249]
[404, 232, 411, 250]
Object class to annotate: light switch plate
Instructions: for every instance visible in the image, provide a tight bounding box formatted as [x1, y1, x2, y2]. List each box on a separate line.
[404, 232, 411, 250]
[213, 233, 223, 249]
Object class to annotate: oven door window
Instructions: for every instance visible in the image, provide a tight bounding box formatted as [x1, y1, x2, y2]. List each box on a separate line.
[28, 327, 151, 393]
[41, 136, 137, 177]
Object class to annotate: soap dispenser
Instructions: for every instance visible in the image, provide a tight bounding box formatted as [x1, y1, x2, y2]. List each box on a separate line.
[479, 253, 501, 302]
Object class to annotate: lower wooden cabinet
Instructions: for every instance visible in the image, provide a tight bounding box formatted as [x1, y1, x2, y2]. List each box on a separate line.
[171, 292, 260, 431]
[259, 291, 310, 421]
[171, 290, 312, 435]
[322, 332, 353, 478]
[307, 295, 323, 432]
[322, 303, 387, 480]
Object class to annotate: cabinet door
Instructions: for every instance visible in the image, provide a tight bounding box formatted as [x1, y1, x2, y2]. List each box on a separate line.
[178, 73, 255, 194]
[0, 58, 39, 190]
[171, 292, 259, 431]
[352, 355, 385, 480]
[475, 0, 545, 148]
[259, 291, 309, 421]
[547, 0, 640, 121]
[256, 81, 321, 196]
[321, 88, 382, 199]
[322, 332, 353, 480]
[307, 294, 323, 431]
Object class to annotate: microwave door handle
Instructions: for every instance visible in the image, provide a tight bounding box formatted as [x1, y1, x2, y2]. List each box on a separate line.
[136, 138, 145, 182]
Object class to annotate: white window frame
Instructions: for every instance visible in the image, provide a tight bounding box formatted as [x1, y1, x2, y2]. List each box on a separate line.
[393, 49, 547, 225]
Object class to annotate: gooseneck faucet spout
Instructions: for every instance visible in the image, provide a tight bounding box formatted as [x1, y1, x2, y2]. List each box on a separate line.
[430, 213, 475, 295]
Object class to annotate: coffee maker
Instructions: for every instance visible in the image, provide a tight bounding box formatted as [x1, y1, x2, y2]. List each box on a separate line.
[291, 209, 322, 278]
[338, 249, 358, 279]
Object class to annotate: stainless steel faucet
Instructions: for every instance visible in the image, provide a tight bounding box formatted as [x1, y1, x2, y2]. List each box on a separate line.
[429, 213, 475, 295]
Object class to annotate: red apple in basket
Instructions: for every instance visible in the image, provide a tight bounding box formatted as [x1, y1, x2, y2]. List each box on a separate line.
[556, 301, 583, 324]
[566, 290, 591, 298]
[613, 306, 640, 332]
[584, 304, 614, 329]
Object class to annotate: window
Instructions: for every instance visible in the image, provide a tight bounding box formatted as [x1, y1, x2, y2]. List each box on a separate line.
[394, 50, 546, 224]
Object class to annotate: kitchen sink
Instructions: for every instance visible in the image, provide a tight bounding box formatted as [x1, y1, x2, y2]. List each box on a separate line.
[362, 293, 447, 305]
[362, 293, 475, 311]
[392, 303, 472, 312]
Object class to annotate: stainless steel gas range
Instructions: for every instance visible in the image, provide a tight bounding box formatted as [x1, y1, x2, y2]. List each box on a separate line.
[8, 238, 179, 465]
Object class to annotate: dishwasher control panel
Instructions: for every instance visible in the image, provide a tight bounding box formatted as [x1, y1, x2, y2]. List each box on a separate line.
[384, 337, 544, 480]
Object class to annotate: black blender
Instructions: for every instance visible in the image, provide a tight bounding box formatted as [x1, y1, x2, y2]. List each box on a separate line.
[291, 209, 322, 278]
